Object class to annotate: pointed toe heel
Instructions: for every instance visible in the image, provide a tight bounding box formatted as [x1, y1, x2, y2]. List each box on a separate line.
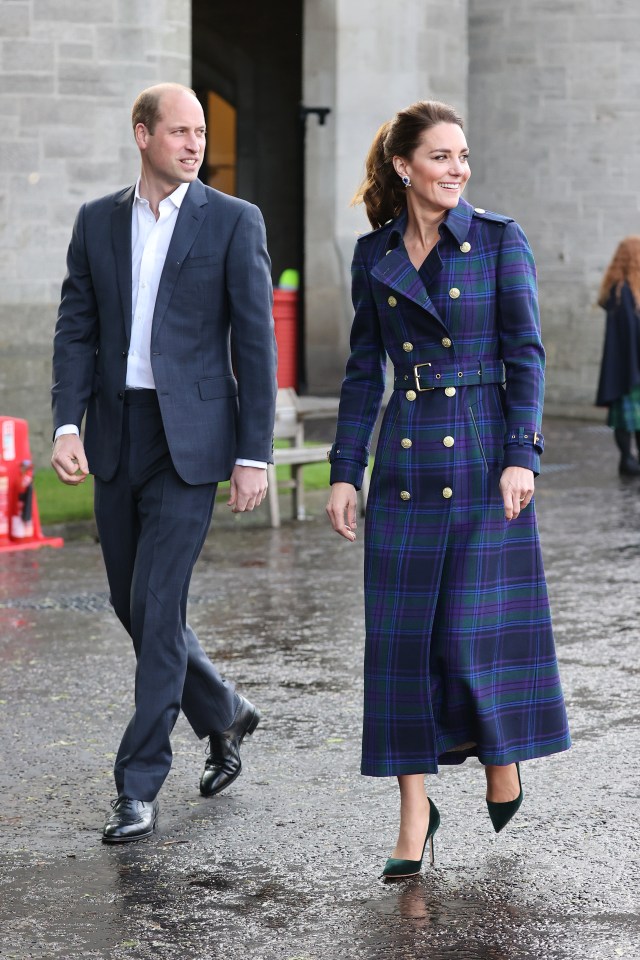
[381, 800, 441, 879]
[486, 763, 523, 833]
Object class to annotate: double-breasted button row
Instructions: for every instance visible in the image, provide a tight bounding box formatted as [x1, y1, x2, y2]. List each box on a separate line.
[389, 289, 460, 304]
[445, 386, 456, 397]
[403, 338, 451, 353]
[400, 437, 452, 449]
[401, 486, 453, 501]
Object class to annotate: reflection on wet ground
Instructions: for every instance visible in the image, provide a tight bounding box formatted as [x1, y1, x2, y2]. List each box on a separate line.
[0, 419, 639, 959]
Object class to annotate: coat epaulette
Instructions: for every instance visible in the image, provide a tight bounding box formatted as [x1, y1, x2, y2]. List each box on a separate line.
[356, 221, 393, 244]
[471, 207, 514, 226]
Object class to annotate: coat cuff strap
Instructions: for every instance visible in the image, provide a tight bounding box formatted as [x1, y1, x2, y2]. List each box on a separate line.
[327, 441, 369, 467]
[504, 427, 544, 454]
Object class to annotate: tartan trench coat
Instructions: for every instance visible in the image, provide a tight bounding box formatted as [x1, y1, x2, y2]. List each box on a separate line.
[329, 197, 571, 777]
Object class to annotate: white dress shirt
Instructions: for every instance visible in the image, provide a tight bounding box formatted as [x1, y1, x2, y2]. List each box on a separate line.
[56, 179, 266, 469]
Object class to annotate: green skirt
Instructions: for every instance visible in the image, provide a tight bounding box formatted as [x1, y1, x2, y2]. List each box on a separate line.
[608, 384, 640, 430]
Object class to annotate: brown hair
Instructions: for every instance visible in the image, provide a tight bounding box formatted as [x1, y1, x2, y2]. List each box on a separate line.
[131, 82, 198, 134]
[598, 236, 640, 309]
[352, 100, 465, 229]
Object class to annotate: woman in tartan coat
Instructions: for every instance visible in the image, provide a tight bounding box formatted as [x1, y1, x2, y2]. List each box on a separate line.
[327, 101, 570, 877]
[595, 236, 640, 475]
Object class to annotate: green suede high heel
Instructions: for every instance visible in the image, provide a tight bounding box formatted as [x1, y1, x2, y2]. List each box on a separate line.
[486, 763, 523, 833]
[381, 799, 441, 879]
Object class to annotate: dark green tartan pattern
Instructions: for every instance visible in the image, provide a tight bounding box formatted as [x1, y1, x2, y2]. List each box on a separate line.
[607, 383, 640, 430]
[331, 198, 571, 776]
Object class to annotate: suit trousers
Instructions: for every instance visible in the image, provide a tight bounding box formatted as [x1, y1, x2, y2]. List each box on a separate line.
[93, 389, 239, 801]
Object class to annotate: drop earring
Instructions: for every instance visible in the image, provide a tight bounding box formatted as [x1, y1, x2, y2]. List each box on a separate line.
[401, 175, 412, 188]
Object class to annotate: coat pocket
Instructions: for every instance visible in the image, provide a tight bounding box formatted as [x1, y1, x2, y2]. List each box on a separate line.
[468, 403, 489, 474]
[197, 375, 238, 400]
[181, 254, 221, 270]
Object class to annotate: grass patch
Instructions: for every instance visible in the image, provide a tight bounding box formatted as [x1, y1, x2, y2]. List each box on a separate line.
[35, 468, 95, 524]
[35, 444, 331, 525]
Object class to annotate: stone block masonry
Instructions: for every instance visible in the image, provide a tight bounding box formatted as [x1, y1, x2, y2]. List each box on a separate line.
[467, 0, 640, 417]
[0, 0, 191, 464]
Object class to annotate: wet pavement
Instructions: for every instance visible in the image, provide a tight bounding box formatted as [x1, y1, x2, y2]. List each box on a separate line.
[0, 418, 639, 960]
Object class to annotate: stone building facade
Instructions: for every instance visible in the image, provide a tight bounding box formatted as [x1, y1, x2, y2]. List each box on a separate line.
[1, 0, 636, 463]
[0, 0, 190, 462]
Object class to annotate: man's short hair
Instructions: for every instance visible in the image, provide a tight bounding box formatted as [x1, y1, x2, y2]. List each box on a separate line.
[131, 83, 198, 134]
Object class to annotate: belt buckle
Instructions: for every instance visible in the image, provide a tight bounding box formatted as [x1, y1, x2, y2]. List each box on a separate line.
[413, 362, 433, 392]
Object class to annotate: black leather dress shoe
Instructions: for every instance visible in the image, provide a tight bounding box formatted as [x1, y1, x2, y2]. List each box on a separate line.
[200, 696, 261, 797]
[102, 797, 159, 844]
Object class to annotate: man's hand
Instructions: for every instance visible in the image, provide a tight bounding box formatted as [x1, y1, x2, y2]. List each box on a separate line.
[51, 434, 90, 485]
[227, 465, 268, 513]
[499, 465, 534, 520]
[326, 481, 358, 541]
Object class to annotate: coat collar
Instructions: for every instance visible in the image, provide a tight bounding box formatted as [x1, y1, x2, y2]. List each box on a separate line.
[440, 196, 473, 245]
[369, 199, 474, 321]
[384, 196, 473, 249]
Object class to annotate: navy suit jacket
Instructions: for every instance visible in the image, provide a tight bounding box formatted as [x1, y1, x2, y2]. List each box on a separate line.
[52, 179, 277, 484]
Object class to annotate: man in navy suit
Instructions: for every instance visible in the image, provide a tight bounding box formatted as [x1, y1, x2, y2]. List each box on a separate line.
[51, 83, 277, 842]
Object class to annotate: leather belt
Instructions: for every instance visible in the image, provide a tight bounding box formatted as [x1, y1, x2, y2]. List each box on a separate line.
[393, 358, 505, 392]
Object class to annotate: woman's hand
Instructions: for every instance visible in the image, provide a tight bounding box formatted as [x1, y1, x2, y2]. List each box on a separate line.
[326, 482, 358, 541]
[499, 466, 534, 521]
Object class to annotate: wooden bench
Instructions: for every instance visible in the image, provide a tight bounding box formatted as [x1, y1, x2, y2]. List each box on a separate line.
[267, 388, 369, 528]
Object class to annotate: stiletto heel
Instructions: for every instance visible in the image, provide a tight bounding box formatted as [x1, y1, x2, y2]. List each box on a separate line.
[381, 799, 440, 879]
[486, 762, 523, 833]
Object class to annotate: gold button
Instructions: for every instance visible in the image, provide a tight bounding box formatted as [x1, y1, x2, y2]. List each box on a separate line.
[388, 295, 398, 307]
[443, 436, 454, 447]
[402, 341, 413, 352]
[460, 241, 471, 253]
[441, 337, 452, 348]
[405, 389, 417, 401]
[445, 386, 456, 397]
[442, 487, 453, 499]
[449, 287, 460, 299]
[401, 438, 412, 449]
[400, 490, 411, 501]
[475, 207, 486, 214]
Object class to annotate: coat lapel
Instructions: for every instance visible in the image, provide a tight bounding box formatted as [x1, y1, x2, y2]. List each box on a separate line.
[151, 179, 208, 341]
[371, 248, 443, 322]
[370, 199, 475, 323]
[111, 186, 135, 341]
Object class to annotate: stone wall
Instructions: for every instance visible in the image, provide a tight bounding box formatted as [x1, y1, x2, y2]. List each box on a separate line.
[303, 0, 469, 393]
[467, 0, 640, 417]
[0, 0, 190, 464]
